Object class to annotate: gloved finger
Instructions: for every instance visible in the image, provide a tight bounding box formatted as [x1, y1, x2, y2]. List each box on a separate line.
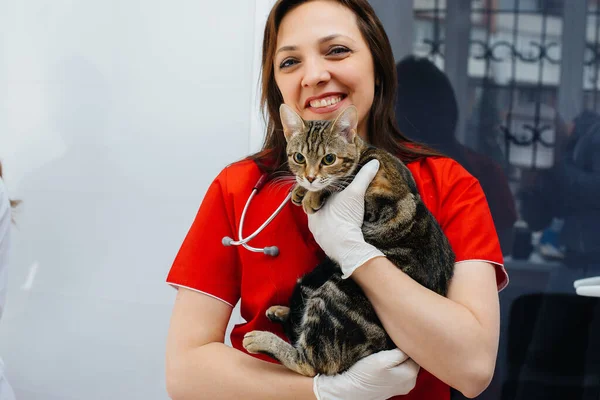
[346, 159, 380, 196]
[389, 358, 421, 378]
[388, 358, 420, 393]
[372, 348, 409, 369]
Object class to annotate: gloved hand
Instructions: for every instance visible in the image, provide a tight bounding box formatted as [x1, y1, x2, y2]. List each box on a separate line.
[313, 349, 420, 400]
[308, 159, 385, 278]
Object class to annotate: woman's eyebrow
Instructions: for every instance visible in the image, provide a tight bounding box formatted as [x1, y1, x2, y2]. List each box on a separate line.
[276, 45, 297, 55]
[319, 34, 355, 44]
[276, 34, 356, 56]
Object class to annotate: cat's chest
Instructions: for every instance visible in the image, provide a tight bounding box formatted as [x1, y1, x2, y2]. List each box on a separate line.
[235, 184, 325, 307]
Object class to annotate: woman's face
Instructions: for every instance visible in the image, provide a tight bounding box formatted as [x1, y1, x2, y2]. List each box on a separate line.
[274, 1, 376, 139]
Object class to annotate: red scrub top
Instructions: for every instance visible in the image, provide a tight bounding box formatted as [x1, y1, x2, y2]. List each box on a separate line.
[167, 156, 508, 400]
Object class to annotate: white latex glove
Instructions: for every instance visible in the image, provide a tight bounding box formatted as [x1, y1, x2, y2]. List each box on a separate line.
[313, 349, 420, 400]
[308, 159, 385, 278]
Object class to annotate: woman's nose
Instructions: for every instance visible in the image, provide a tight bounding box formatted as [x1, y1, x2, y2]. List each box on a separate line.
[301, 58, 330, 88]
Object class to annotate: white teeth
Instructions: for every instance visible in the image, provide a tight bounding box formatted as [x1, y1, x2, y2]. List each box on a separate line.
[310, 95, 342, 109]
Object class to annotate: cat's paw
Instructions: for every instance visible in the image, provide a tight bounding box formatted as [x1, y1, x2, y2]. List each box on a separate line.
[266, 306, 290, 323]
[291, 185, 307, 206]
[302, 191, 325, 214]
[243, 331, 278, 354]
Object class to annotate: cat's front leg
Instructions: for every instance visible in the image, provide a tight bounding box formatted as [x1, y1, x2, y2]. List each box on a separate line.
[302, 191, 327, 214]
[266, 305, 290, 323]
[243, 331, 316, 377]
[291, 185, 307, 206]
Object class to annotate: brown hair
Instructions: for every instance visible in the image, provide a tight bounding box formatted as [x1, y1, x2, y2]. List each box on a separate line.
[249, 0, 441, 175]
[0, 161, 21, 210]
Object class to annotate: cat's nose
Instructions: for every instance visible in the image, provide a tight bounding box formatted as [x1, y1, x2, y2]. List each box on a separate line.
[306, 176, 316, 183]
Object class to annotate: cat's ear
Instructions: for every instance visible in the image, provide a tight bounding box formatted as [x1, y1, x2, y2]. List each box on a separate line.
[280, 104, 305, 141]
[332, 106, 358, 143]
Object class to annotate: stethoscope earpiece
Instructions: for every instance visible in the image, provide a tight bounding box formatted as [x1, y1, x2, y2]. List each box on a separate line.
[221, 174, 292, 257]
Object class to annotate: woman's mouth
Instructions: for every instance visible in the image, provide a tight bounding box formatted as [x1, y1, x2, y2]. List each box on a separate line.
[305, 94, 347, 114]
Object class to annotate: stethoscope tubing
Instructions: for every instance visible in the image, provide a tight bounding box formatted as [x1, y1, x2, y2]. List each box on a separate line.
[222, 174, 293, 257]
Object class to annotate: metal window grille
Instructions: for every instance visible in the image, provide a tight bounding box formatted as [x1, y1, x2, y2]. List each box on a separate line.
[412, 0, 577, 181]
[584, 0, 600, 112]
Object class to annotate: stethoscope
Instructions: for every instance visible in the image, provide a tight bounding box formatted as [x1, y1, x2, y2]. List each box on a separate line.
[222, 173, 293, 257]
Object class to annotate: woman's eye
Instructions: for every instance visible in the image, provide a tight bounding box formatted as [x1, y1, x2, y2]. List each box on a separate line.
[328, 46, 351, 56]
[293, 153, 306, 164]
[322, 154, 337, 165]
[280, 58, 298, 69]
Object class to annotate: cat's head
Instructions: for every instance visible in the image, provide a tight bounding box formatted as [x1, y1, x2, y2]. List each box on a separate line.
[280, 104, 362, 192]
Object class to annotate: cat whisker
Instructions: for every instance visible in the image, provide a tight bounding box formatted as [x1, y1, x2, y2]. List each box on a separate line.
[272, 175, 294, 180]
[270, 177, 294, 184]
[271, 176, 296, 184]
[269, 177, 297, 192]
[270, 169, 293, 177]
[270, 173, 295, 180]
[270, 183, 295, 192]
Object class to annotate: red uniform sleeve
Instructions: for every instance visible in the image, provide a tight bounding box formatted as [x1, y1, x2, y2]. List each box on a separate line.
[438, 160, 509, 291]
[166, 167, 241, 306]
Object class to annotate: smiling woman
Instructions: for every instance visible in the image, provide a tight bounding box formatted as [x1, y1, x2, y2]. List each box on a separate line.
[165, 1, 507, 400]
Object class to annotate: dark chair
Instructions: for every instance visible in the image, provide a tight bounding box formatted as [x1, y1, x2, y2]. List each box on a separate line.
[501, 293, 600, 400]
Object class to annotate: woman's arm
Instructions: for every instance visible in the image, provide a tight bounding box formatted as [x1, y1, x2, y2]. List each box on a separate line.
[165, 287, 315, 400]
[352, 259, 500, 399]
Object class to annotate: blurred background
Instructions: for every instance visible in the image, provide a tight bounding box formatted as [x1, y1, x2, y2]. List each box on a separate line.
[0, 0, 599, 399]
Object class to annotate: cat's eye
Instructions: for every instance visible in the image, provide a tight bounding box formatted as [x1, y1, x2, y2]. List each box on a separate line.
[293, 153, 306, 164]
[321, 154, 337, 166]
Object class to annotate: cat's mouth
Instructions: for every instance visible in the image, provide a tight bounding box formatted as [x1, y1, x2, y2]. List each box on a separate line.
[301, 182, 325, 192]
[298, 177, 327, 192]
[299, 177, 344, 193]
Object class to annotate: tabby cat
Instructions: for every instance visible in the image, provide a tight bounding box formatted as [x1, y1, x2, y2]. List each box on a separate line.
[242, 104, 455, 377]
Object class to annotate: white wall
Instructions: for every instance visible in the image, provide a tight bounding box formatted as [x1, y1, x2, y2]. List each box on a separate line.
[0, 1, 260, 399]
[249, 0, 277, 152]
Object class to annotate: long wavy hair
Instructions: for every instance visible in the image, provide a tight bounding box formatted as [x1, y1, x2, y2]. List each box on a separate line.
[248, 0, 441, 176]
